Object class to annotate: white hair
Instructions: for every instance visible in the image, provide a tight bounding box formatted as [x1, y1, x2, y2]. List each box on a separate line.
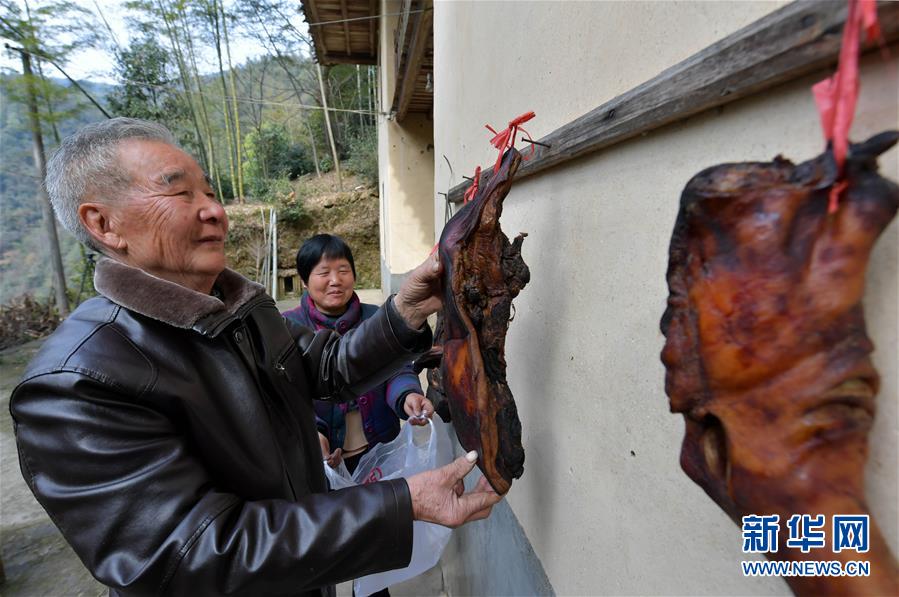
[45, 117, 178, 250]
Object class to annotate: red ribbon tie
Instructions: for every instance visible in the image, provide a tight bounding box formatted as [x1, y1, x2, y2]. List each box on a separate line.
[463, 166, 481, 204]
[485, 111, 536, 171]
[811, 0, 883, 214]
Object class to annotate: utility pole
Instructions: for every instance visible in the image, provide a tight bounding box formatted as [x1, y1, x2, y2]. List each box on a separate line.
[20, 49, 69, 316]
[356, 65, 364, 128]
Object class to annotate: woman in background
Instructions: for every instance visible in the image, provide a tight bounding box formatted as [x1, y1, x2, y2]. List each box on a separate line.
[283, 234, 434, 474]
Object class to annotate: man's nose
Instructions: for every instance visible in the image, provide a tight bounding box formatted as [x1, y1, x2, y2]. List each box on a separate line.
[198, 192, 226, 222]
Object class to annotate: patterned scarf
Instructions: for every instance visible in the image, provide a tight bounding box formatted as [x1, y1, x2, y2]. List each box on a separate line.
[303, 291, 362, 336]
[303, 291, 367, 415]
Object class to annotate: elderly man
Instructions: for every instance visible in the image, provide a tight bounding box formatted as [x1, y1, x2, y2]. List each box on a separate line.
[10, 118, 500, 596]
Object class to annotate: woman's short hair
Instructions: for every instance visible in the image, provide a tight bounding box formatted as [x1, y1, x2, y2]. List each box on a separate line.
[296, 234, 357, 283]
[45, 117, 178, 251]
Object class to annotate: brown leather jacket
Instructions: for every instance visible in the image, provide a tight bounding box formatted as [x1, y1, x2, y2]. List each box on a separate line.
[10, 258, 432, 596]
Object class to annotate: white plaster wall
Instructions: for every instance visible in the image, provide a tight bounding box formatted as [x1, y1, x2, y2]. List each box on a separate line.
[433, 0, 791, 216]
[378, 0, 435, 281]
[433, 2, 898, 595]
[382, 114, 435, 274]
[377, 0, 397, 274]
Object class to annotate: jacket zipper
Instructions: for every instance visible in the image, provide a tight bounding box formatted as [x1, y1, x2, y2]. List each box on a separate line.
[230, 321, 300, 500]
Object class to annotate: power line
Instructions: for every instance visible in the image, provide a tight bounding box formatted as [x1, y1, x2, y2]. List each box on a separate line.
[114, 72, 387, 116]
[307, 8, 430, 28]
[232, 94, 382, 115]
[2, 26, 384, 117]
[3, 43, 112, 118]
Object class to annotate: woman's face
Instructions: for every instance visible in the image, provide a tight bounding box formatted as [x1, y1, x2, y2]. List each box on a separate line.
[306, 256, 355, 315]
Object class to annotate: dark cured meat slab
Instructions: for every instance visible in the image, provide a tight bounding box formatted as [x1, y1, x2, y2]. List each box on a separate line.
[435, 148, 529, 494]
[661, 131, 899, 595]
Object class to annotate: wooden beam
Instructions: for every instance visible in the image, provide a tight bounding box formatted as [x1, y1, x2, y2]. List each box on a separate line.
[369, 0, 377, 52]
[319, 53, 378, 65]
[395, 0, 412, 79]
[394, 1, 432, 120]
[339, 0, 352, 54]
[302, 0, 330, 64]
[447, 0, 899, 202]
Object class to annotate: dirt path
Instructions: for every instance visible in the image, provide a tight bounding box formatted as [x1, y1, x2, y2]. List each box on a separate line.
[1, 339, 105, 596]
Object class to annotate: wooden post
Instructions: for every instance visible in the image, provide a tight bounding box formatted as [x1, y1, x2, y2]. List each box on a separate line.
[317, 63, 343, 191]
[304, 118, 322, 178]
[356, 64, 364, 128]
[270, 208, 278, 300]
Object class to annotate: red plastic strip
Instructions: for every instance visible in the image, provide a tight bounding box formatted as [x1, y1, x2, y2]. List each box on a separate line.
[463, 166, 481, 204]
[485, 111, 536, 171]
[812, 0, 882, 213]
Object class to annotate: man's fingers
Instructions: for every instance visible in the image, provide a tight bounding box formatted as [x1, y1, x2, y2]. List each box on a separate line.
[411, 251, 441, 282]
[463, 504, 495, 524]
[458, 487, 502, 521]
[429, 251, 441, 274]
[468, 477, 500, 500]
[447, 451, 478, 483]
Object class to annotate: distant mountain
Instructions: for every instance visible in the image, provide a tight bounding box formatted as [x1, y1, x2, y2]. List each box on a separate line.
[0, 75, 113, 304]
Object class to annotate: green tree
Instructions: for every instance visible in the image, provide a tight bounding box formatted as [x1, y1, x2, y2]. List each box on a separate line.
[107, 36, 190, 131]
[0, 0, 100, 315]
[123, 0, 212, 182]
[345, 130, 377, 186]
[242, 121, 312, 197]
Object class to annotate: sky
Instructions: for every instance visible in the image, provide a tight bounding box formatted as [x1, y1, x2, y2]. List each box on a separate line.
[0, 0, 309, 84]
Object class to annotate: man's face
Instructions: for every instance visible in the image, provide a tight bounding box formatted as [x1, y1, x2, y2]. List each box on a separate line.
[110, 139, 228, 292]
[305, 256, 355, 315]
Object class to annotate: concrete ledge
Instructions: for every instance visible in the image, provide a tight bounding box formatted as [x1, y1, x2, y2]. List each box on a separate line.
[441, 441, 555, 597]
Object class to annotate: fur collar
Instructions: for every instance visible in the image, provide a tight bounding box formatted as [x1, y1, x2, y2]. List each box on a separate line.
[94, 258, 265, 330]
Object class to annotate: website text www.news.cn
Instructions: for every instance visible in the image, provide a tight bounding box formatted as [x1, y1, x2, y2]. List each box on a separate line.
[741, 559, 870, 577]
[740, 513, 870, 578]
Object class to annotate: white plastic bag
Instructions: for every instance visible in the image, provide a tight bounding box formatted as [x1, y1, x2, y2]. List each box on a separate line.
[322, 415, 454, 597]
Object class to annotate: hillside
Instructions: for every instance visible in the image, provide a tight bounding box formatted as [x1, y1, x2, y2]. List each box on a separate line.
[1, 60, 375, 304]
[0, 75, 111, 304]
[225, 171, 380, 293]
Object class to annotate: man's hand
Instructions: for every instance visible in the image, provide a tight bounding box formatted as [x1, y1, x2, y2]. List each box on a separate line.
[395, 252, 442, 329]
[406, 451, 502, 528]
[403, 393, 434, 426]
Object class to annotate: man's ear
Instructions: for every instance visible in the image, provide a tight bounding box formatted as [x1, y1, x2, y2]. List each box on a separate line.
[78, 202, 127, 253]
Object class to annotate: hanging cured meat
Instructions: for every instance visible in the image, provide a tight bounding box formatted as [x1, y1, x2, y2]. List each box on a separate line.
[430, 148, 529, 495]
[661, 131, 899, 595]
[411, 328, 452, 424]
